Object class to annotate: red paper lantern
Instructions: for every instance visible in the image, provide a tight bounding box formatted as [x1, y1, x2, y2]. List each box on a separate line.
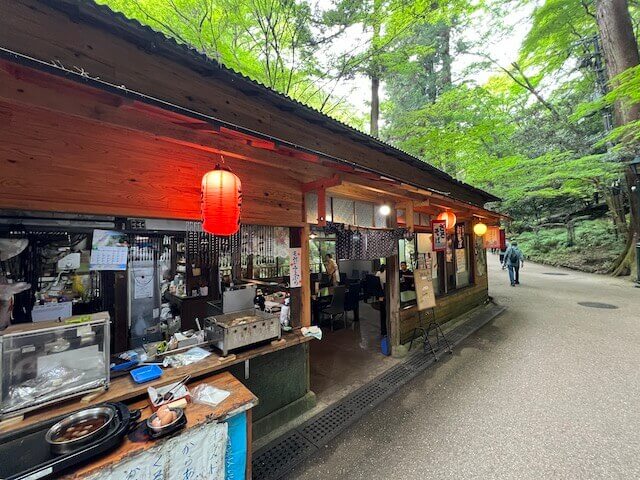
[437, 211, 457, 230]
[201, 165, 242, 236]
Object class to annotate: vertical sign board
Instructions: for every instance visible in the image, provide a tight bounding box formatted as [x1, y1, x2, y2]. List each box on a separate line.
[499, 228, 506, 250]
[484, 226, 501, 249]
[454, 223, 465, 249]
[289, 248, 302, 288]
[431, 220, 447, 252]
[414, 268, 437, 310]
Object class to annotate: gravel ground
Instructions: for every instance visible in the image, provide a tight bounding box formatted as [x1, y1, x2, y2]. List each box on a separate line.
[289, 258, 640, 479]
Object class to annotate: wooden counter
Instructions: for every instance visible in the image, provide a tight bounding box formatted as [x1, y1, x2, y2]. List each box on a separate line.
[0, 330, 311, 433]
[63, 371, 257, 479]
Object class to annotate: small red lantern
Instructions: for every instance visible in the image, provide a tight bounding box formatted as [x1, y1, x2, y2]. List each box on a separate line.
[437, 211, 457, 231]
[201, 164, 242, 236]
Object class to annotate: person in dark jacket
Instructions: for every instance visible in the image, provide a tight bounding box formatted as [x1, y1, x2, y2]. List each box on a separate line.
[502, 242, 524, 286]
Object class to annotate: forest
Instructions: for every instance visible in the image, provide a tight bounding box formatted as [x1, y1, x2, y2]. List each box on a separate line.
[99, 0, 640, 276]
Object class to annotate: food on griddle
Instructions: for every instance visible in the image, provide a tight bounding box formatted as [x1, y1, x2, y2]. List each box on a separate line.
[55, 417, 108, 442]
[226, 316, 254, 326]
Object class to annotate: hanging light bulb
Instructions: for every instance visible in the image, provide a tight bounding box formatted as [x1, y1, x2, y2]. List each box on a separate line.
[379, 204, 391, 216]
[473, 222, 488, 236]
[201, 164, 242, 236]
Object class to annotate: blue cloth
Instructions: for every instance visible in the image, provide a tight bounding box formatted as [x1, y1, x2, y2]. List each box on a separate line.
[503, 246, 523, 267]
[225, 412, 247, 480]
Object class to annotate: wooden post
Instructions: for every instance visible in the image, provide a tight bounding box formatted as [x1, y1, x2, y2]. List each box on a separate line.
[300, 224, 311, 327]
[289, 226, 311, 328]
[386, 253, 400, 352]
[403, 202, 415, 232]
[317, 188, 327, 227]
[386, 211, 400, 352]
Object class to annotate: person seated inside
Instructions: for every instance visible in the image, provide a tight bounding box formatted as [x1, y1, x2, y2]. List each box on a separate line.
[399, 261, 414, 291]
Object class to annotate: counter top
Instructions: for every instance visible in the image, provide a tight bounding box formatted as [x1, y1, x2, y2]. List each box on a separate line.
[0, 330, 311, 433]
[62, 371, 257, 479]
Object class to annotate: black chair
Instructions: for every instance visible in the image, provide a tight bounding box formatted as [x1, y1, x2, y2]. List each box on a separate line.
[321, 285, 347, 331]
[319, 273, 331, 288]
[344, 283, 361, 324]
[363, 274, 383, 303]
[339, 272, 347, 285]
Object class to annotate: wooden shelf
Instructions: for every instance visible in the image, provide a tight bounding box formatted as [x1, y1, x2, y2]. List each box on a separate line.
[0, 330, 311, 433]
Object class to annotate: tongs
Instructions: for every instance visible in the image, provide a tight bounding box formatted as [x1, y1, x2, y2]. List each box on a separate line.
[155, 375, 191, 404]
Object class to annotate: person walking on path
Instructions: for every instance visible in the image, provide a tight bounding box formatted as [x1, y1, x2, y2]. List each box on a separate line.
[502, 241, 524, 286]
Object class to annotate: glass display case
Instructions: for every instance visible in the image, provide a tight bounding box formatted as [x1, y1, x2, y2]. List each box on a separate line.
[0, 313, 110, 419]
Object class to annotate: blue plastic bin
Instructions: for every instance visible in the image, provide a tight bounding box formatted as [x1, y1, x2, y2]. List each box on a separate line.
[130, 364, 163, 383]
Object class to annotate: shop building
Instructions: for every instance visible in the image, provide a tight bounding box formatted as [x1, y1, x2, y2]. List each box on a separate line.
[0, 1, 503, 478]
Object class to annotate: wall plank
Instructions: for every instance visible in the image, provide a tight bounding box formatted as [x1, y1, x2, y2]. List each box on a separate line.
[0, 101, 303, 224]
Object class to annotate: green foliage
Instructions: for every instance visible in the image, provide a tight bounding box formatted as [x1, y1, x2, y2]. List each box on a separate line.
[514, 219, 625, 273]
[97, 0, 364, 126]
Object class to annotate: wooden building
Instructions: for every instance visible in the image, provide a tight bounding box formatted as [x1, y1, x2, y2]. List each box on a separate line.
[0, 0, 502, 443]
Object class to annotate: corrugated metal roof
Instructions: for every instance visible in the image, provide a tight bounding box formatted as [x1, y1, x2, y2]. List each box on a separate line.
[38, 0, 501, 204]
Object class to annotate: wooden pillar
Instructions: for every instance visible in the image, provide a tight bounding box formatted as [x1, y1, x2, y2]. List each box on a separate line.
[386, 209, 400, 351]
[386, 253, 400, 350]
[300, 224, 311, 327]
[403, 202, 415, 232]
[289, 226, 311, 328]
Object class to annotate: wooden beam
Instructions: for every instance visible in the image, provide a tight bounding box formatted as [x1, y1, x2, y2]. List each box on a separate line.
[317, 188, 327, 227]
[402, 202, 415, 232]
[301, 174, 342, 193]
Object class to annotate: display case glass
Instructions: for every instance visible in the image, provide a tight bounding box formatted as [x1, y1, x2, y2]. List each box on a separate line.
[0, 313, 110, 418]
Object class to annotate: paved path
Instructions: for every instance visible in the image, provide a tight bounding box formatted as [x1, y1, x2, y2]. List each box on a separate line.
[290, 258, 640, 479]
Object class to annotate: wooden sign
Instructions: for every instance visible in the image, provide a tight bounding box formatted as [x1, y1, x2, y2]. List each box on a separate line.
[414, 268, 436, 310]
[431, 220, 447, 251]
[289, 248, 302, 288]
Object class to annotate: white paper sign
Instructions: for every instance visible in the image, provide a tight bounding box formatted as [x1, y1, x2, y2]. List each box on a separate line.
[289, 247, 302, 288]
[133, 268, 155, 299]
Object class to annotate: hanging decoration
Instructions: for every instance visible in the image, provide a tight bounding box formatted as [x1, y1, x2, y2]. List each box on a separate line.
[323, 222, 411, 260]
[201, 164, 242, 236]
[436, 211, 457, 231]
[473, 222, 488, 236]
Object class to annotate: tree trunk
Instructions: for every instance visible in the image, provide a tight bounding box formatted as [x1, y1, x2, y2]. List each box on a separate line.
[438, 25, 452, 94]
[369, 0, 382, 137]
[603, 186, 628, 236]
[596, 0, 640, 277]
[370, 75, 379, 137]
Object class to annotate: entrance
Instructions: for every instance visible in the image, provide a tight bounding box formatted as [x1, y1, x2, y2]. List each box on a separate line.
[308, 237, 400, 408]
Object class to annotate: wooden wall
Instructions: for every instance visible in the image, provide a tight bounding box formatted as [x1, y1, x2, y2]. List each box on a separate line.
[0, 100, 303, 224]
[0, 0, 493, 207]
[399, 282, 489, 344]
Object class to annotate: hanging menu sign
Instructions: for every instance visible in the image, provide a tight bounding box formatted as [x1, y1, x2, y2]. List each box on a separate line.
[289, 248, 302, 288]
[454, 223, 465, 249]
[431, 220, 447, 251]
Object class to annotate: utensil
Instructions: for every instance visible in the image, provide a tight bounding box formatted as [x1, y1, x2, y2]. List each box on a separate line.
[45, 405, 116, 454]
[155, 375, 191, 404]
